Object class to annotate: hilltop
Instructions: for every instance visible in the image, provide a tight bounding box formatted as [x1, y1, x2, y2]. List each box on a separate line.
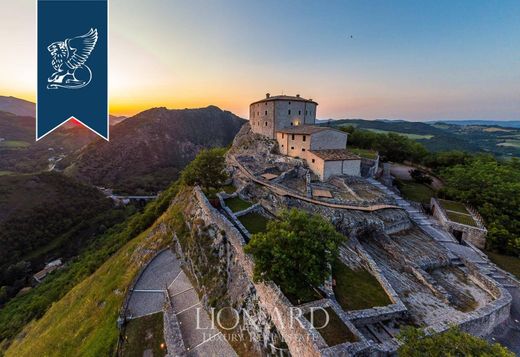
[64, 106, 246, 194]
[0, 96, 35, 117]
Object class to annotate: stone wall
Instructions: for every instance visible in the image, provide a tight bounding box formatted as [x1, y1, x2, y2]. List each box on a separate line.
[360, 155, 379, 178]
[429, 256, 512, 337]
[193, 187, 325, 357]
[345, 238, 408, 324]
[310, 130, 348, 151]
[430, 198, 487, 248]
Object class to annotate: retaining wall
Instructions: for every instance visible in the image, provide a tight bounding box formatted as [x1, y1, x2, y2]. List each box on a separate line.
[195, 187, 325, 357]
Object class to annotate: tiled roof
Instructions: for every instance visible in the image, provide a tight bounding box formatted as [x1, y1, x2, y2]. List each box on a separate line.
[309, 149, 361, 161]
[251, 95, 318, 105]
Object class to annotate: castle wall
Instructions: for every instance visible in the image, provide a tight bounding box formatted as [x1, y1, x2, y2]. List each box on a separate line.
[310, 130, 347, 150]
[250, 100, 276, 138]
[307, 151, 326, 179]
[322, 160, 361, 180]
[274, 100, 317, 129]
[250, 98, 317, 139]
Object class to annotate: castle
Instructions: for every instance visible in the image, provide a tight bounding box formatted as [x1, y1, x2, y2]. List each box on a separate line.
[250, 93, 361, 180]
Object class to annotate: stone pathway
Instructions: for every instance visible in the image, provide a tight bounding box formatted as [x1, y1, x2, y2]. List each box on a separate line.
[367, 178, 517, 287]
[168, 271, 237, 357]
[126, 250, 237, 356]
[127, 249, 181, 319]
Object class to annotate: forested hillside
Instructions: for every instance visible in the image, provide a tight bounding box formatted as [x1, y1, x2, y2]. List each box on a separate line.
[0, 173, 125, 305]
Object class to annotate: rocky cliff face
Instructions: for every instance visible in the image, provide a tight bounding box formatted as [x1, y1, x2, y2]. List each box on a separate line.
[170, 188, 284, 356]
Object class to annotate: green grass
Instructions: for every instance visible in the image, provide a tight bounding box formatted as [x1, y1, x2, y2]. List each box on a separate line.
[395, 179, 435, 204]
[0, 140, 30, 148]
[486, 251, 520, 279]
[445, 211, 477, 227]
[238, 212, 269, 234]
[120, 312, 166, 357]
[366, 129, 434, 140]
[333, 260, 391, 311]
[305, 307, 358, 346]
[349, 147, 378, 159]
[0, 171, 13, 176]
[2, 185, 184, 357]
[283, 285, 323, 306]
[225, 196, 252, 212]
[203, 184, 235, 199]
[221, 184, 236, 194]
[438, 199, 469, 214]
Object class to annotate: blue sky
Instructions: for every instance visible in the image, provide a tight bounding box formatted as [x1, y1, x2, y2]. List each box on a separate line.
[0, 0, 519, 119]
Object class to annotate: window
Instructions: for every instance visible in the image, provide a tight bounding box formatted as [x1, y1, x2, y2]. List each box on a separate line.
[306, 110, 308, 115]
[302, 148, 306, 152]
[281, 133, 284, 138]
[288, 101, 291, 105]
[290, 122, 293, 126]
[302, 135, 306, 142]
[281, 144, 284, 148]
[298, 110, 301, 115]
[311, 159, 315, 163]
[265, 122, 268, 126]
[291, 146, 294, 150]
[288, 109, 291, 115]
[265, 110, 267, 115]
[291, 134, 295, 140]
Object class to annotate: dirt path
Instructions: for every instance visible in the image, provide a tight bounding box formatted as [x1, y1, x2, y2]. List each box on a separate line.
[389, 163, 444, 190]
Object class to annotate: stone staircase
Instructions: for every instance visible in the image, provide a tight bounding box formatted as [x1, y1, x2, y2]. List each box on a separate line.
[367, 178, 519, 291]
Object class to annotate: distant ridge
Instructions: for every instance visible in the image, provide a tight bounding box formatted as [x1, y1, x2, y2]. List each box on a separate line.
[429, 120, 520, 129]
[0, 96, 126, 125]
[0, 96, 35, 117]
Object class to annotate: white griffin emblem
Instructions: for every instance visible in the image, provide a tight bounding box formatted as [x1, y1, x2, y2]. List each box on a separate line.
[47, 28, 98, 90]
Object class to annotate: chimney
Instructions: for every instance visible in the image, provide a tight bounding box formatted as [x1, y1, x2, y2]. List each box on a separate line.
[266, 93, 270, 98]
[296, 94, 300, 98]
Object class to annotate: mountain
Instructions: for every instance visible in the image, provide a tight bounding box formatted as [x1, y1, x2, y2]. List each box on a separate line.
[0, 111, 98, 173]
[0, 96, 35, 117]
[64, 105, 246, 194]
[110, 115, 127, 126]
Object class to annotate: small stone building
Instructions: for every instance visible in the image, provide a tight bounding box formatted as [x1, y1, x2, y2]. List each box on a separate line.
[431, 198, 487, 249]
[306, 150, 361, 180]
[275, 126, 347, 156]
[250, 94, 361, 180]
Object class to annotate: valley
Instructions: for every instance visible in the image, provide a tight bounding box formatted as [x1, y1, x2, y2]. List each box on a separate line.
[322, 118, 520, 158]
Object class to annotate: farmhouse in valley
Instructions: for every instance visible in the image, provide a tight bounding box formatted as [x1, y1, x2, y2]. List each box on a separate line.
[250, 93, 361, 180]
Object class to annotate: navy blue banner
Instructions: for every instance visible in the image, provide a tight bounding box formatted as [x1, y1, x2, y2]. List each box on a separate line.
[37, 0, 109, 140]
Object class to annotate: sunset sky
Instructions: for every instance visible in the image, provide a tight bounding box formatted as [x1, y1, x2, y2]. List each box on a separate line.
[0, 0, 519, 120]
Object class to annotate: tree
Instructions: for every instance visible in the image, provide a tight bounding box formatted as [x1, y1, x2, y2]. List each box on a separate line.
[409, 169, 433, 185]
[244, 209, 345, 297]
[440, 155, 520, 255]
[339, 126, 428, 163]
[181, 148, 228, 191]
[398, 327, 513, 357]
